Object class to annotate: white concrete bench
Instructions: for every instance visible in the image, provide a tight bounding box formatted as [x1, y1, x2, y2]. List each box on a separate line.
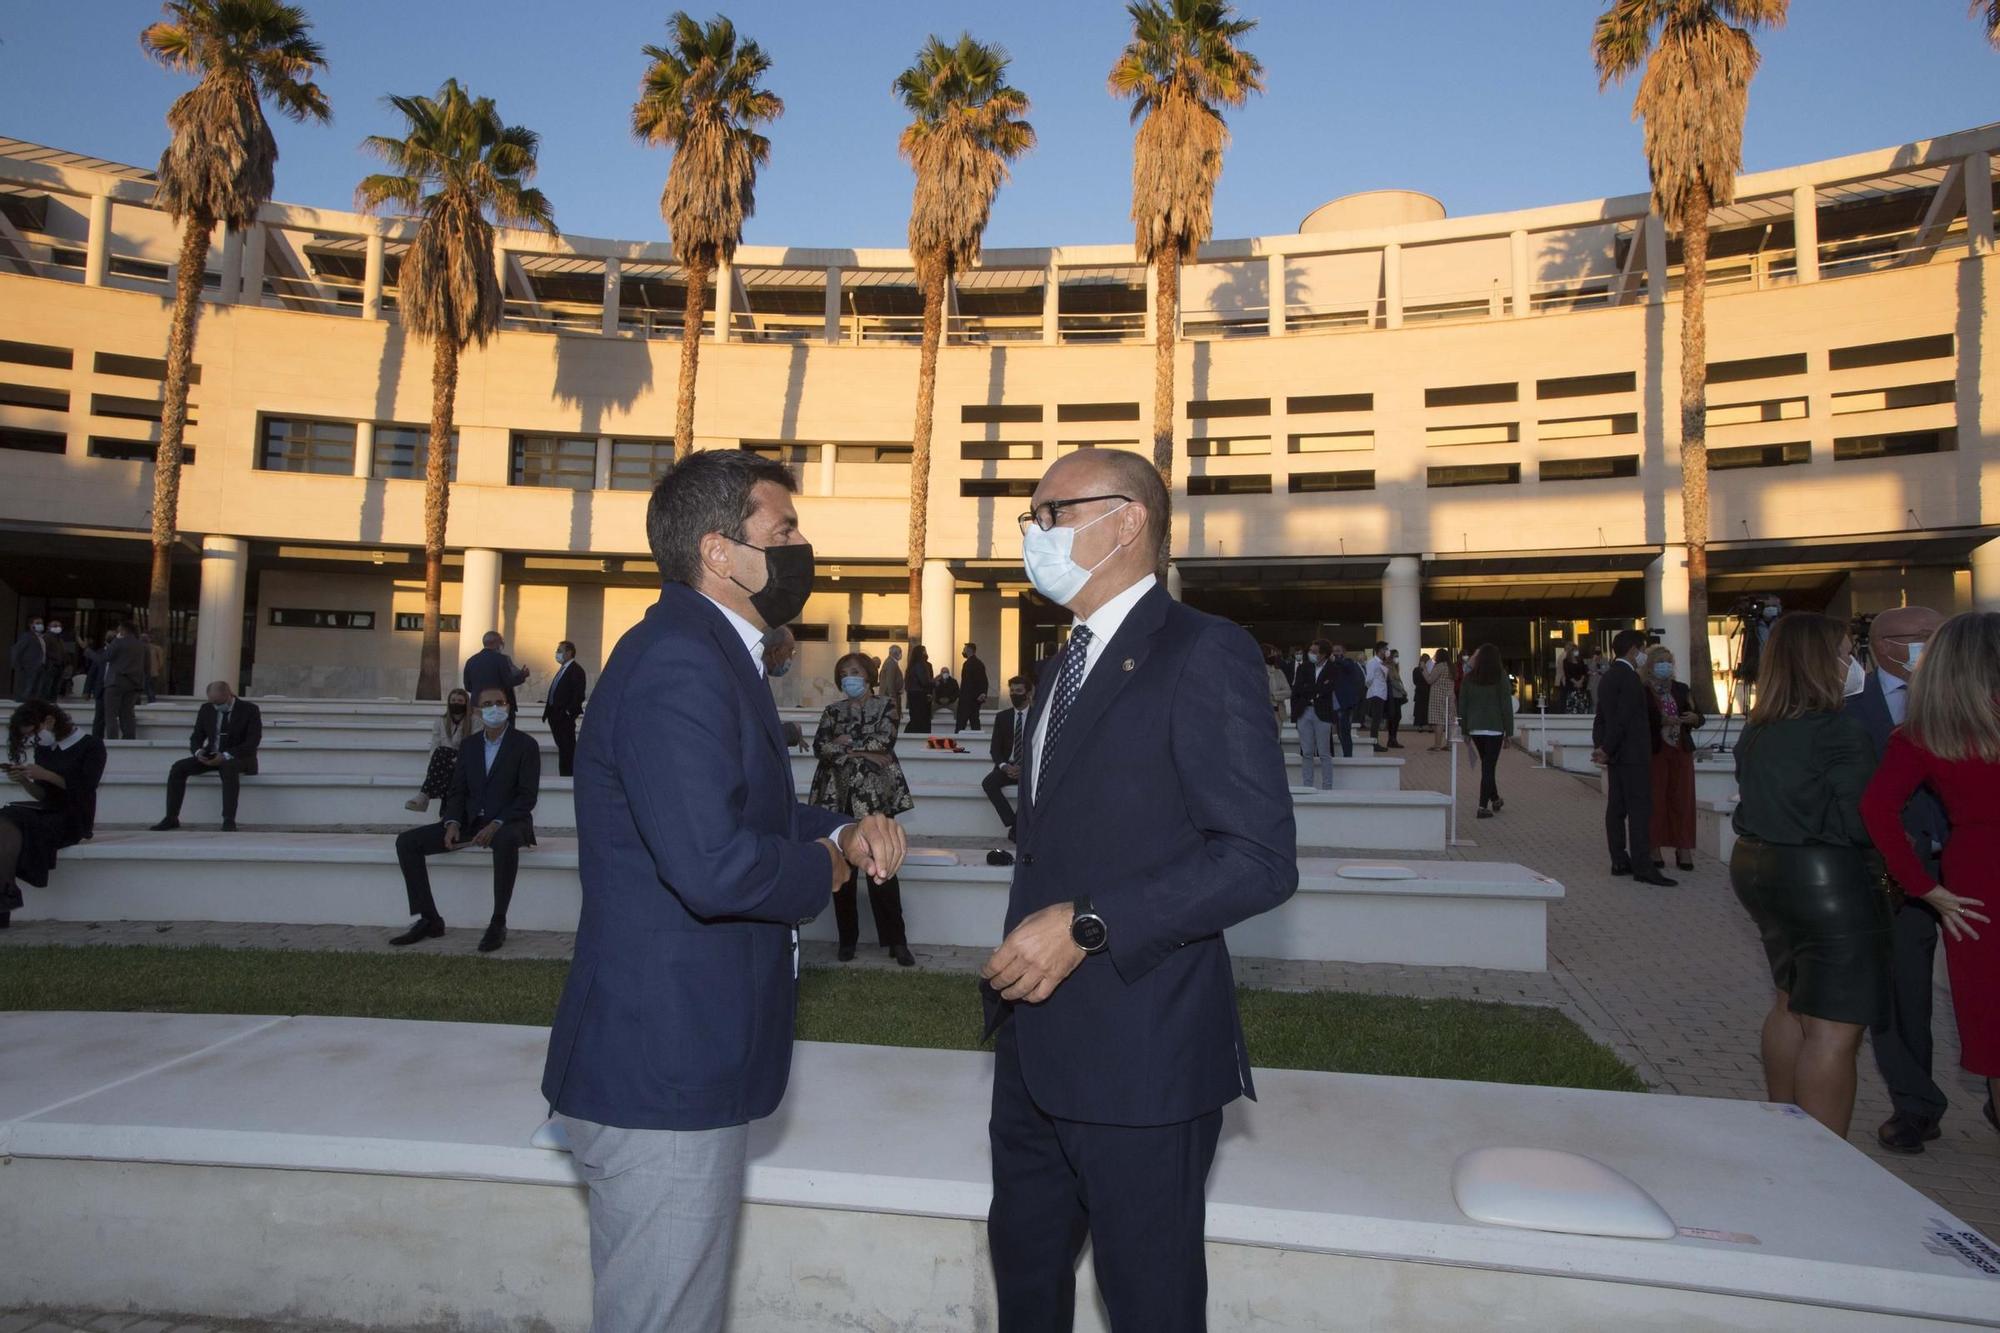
[34, 835, 1548, 969]
[1588, 755, 1737, 806]
[1519, 715, 1724, 759]
[1698, 797, 1741, 864]
[1, 1012, 1990, 1331]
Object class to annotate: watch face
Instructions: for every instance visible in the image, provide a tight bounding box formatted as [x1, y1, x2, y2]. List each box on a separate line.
[1072, 914, 1108, 953]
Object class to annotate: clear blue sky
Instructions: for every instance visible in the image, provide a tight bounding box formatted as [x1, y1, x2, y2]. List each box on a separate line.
[4, 1, 1996, 249]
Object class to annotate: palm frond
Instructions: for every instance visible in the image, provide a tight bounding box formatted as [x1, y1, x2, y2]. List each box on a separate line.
[1974, 0, 2000, 49]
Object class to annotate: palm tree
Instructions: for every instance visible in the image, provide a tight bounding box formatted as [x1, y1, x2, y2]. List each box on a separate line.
[1595, 0, 1787, 714]
[633, 13, 783, 460]
[356, 79, 556, 699]
[1109, 0, 1262, 565]
[895, 34, 1034, 641]
[140, 0, 329, 662]
[1975, 0, 2000, 48]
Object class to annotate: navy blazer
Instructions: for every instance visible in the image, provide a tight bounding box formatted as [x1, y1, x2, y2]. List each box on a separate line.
[541, 583, 848, 1132]
[987, 583, 1299, 1127]
[1850, 669, 1949, 878]
[1593, 660, 1660, 764]
[441, 725, 540, 832]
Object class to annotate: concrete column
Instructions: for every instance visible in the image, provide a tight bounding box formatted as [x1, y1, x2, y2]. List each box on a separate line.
[1792, 184, 1820, 283]
[1382, 556, 1421, 670]
[1510, 229, 1531, 317]
[1646, 544, 1693, 669]
[1967, 151, 1995, 256]
[217, 225, 242, 306]
[193, 536, 249, 691]
[1382, 243, 1403, 329]
[1165, 564, 1184, 602]
[713, 261, 733, 343]
[817, 443, 837, 498]
[239, 221, 266, 305]
[600, 255, 621, 336]
[593, 435, 613, 490]
[353, 421, 375, 480]
[84, 191, 111, 286]
[460, 548, 503, 647]
[1042, 263, 1059, 345]
[919, 559, 955, 657]
[1267, 252, 1286, 336]
[823, 265, 842, 344]
[362, 230, 386, 320]
[1972, 537, 2000, 612]
[1644, 215, 1668, 303]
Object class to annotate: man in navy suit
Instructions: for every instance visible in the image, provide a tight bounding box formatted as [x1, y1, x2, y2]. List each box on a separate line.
[463, 631, 530, 717]
[390, 684, 540, 954]
[980, 448, 1298, 1332]
[1851, 605, 1952, 1154]
[540, 449, 905, 1333]
[1324, 642, 1366, 757]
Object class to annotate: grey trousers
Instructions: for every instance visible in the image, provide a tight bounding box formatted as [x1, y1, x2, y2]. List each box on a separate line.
[558, 1113, 748, 1333]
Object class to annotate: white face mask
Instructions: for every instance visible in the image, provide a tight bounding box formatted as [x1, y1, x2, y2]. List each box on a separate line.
[1021, 503, 1129, 607]
[480, 704, 509, 728]
[1904, 640, 1925, 669]
[1843, 656, 1866, 698]
[35, 727, 56, 748]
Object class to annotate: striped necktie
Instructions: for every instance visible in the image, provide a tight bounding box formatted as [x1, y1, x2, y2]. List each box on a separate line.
[1035, 623, 1093, 803]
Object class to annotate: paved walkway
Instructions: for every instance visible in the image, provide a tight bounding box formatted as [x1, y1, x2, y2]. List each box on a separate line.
[3, 735, 1994, 1241]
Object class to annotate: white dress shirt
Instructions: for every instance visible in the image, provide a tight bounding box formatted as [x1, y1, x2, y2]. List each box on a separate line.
[1364, 654, 1389, 701]
[1030, 573, 1156, 798]
[483, 729, 504, 773]
[1881, 670, 1910, 727]
[701, 592, 768, 678]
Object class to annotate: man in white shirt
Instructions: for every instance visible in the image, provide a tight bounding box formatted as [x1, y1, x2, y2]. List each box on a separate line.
[1363, 640, 1391, 753]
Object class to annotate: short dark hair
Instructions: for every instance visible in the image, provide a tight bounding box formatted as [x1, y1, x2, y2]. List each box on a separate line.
[116, 620, 137, 635]
[1007, 674, 1028, 688]
[557, 640, 575, 656]
[1611, 628, 1648, 657]
[1094, 448, 1171, 559]
[647, 449, 798, 586]
[1373, 640, 1387, 652]
[835, 652, 877, 689]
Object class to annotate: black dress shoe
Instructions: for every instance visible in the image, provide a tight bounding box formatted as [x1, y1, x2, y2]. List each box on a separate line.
[150, 817, 180, 832]
[477, 922, 507, 953]
[1386, 742, 1404, 750]
[1476, 807, 1493, 819]
[221, 819, 238, 833]
[891, 944, 916, 967]
[1652, 857, 1668, 870]
[390, 917, 444, 946]
[1985, 1096, 1999, 1135]
[1877, 1112, 1942, 1155]
[1633, 871, 1679, 887]
[837, 942, 856, 962]
[1610, 860, 1634, 877]
[1676, 854, 1696, 871]
[1490, 797, 1504, 812]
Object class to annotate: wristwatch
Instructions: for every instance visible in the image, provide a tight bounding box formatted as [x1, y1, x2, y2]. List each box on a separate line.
[1070, 897, 1109, 954]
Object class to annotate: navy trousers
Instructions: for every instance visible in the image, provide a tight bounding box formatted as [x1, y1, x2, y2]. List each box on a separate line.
[987, 1023, 1222, 1332]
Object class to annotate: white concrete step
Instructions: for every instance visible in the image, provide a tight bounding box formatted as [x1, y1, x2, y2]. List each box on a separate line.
[30, 833, 1558, 970]
[2, 1012, 1989, 1331]
[93, 773, 1444, 851]
[1517, 714, 1724, 759]
[1698, 797, 1741, 864]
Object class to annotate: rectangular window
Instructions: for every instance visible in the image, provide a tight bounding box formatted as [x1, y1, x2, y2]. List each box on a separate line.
[1539, 413, 1637, 440]
[90, 436, 196, 465]
[1056, 402, 1140, 422]
[1186, 473, 1271, 495]
[1287, 392, 1373, 414]
[1055, 439, 1137, 453]
[835, 444, 912, 464]
[1425, 382, 1517, 408]
[1829, 381, 1954, 415]
[393, 612, 462, 632]
[93, 392, 192, 423]
[1832, 429, 1957, 461]
[1289, 431, 1374, 453]
[0, 382, 69, 412]
[268, 608, 375, 629]
[1186, 436, 1271, 457]
[0, 427, 66, 455]
[848, 623, 909, 641]
[960, 441, 1043, 461]
[961, 478, 1038, 497]
[790, 623, 831, 643]
[1185, 397, 1270, 419]
[259, 416, 356, 474]
[961, 403, 1042, 424]
[1706, 396, 1808, 427]
[1536, 371, 1635, 399]
[1828, 334, 1952, 372]
[740, 441, 823, 490]
[93, 351, 200, 384]
[0, 340, 72, 370]
[1539, 454, 1639, 482]
[1288, 470, 1375, 493]
[371, 424, 459, 481]
[1707, 352, 1808, 384]
[1427, 463, 1521, 488]
[608, 437, 677, 491]
[511, 433, 597, 489]
[1709, 441, 1809, 471]
[1425, 421, 1519, 447]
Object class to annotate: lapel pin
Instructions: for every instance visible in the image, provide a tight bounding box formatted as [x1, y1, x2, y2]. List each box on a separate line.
[1122, 658, 1135, 672]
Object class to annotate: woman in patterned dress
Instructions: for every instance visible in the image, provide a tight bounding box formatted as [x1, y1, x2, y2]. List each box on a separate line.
[406, 688, 476, 813]
[1425, 648, 1457, 750]
[811, 652, 916, 965]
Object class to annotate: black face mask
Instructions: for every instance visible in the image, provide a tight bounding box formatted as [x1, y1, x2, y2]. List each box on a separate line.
[729, 538, 814, 629]
[1009, 692, 1028, 708]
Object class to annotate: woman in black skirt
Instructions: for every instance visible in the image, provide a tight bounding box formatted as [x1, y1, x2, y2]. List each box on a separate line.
[1729, 612, 1887, 1138]
[2, 699, 108, 928]
[902, 644, 935, 734]
[406, 688, 475, 813]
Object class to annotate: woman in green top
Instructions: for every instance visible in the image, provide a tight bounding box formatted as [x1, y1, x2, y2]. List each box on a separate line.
[1458, 644, 1515, 819]
[1729, 612, 1887, 1138]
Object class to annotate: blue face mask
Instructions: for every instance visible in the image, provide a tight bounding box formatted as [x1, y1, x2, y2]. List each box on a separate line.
[1905, 641, 1925, 669]
[839, 676, 866, 699]
[1651, 662, 1674, 680]
[768, 659, 792, 678]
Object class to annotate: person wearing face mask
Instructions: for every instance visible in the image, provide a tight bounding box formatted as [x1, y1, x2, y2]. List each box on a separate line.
[985, 675, 1036, 838]
[1728, 612, 1888, 1139]
[407, 687, 477, 813]
[541, 639, 588, 778]
[42, 620, 74, 699]
[903, 643, 936, 733]
[1458, 644, 1514, 819]
[0, 699, 106, 929]
[879, 643, 905, 722]
[391, 685, 541, 954]
[541, 449, 905, 1333]
[1591, 629, 1675, 885]
[956, 643, 991, 734]
[1642, 645, 1704, 873]
[1290, 638, 1337, 788]
[1424, 646, 1457, 752]
[1261, 644, 1291, 730]
[151, 681, 262, 833]
[1848, 605, 1955, 1154]
[1561, 644, 1592, 714]
[809, 652, 916, 965]
[462, 630, 531, 719]
[100, 621, 150, 740]
[10, 617, 49, 702]
[980, 447, 1297, 1333]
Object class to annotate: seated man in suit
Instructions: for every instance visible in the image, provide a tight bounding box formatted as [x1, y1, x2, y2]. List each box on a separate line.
[463, 631, 531, 717]
[152, 681, 262, 832]
[982, 675, 1033, 840]
[391, 684, 541, 954]
[542, 639, 587, 777]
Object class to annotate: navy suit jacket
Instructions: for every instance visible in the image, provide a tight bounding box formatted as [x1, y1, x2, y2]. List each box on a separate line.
[441, 726, 540, 832]
[1850, 669, 1948, 879]
[541, 582, 847, 1132]
[986, 583, 1299, 1126]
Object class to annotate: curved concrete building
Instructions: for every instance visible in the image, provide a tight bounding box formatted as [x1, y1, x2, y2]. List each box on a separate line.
[1, 123, 1997, 702]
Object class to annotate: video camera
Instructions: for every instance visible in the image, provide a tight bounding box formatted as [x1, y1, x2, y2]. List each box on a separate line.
[1728, 594, 1781, 683]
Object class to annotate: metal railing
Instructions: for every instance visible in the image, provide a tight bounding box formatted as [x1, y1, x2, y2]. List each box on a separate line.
[500, 297, 603, 335]
[1181, 307, 1271, 340]
[1056, 310, 1146, 344]
[260, 271, 363, 317]
[1817, 225, 1963, 280]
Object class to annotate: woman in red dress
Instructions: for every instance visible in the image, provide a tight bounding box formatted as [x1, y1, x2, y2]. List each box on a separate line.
[1861, 611, 2000, 1135]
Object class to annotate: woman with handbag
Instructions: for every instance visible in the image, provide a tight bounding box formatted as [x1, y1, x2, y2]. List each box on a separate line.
[1861, 611, 2000, 1138]
[812, 652, 916, 966]
[1728, 613, 1889, 1137]
[406, 688, 476, 813]
[1644, 646, 1705, 872]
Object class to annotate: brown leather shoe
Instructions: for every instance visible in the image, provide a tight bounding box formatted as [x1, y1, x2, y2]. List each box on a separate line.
[1876, 1112, 1941, 1155]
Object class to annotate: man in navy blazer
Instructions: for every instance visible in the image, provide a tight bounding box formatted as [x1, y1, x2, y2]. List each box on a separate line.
[1850, 605, 1953, 1154]
[980, 448, 1298, 1332]
[539, 449, 905, 1333]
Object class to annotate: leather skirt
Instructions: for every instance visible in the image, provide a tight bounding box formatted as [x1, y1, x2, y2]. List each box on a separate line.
[1729, 835, 1892, 1026]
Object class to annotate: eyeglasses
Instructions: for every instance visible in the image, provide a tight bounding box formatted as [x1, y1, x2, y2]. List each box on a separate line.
[1016, 494, 1132, 534]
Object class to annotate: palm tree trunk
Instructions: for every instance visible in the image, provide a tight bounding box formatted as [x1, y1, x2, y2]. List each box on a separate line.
[1678, 183, 1717, 714]
[1152, 243, 1180, 574]
[675, 253, 712, 460]
[148, 216, 212, 670]
[416, 336, 459, 701]
[907, 262, 946, 643]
